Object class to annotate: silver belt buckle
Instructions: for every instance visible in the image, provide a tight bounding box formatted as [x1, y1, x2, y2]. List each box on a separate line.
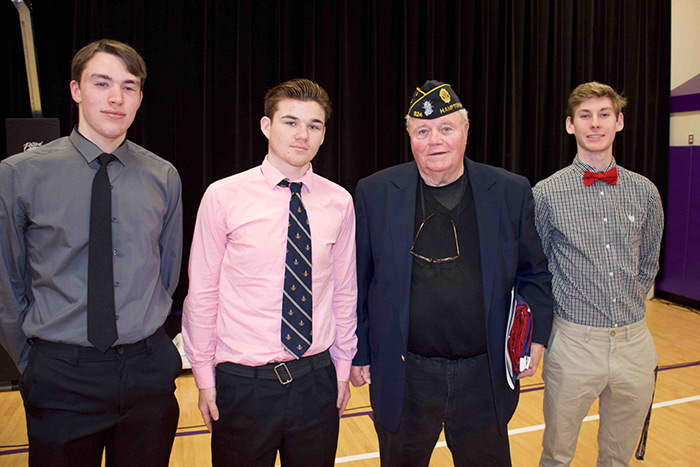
[274, 362, 293, 385]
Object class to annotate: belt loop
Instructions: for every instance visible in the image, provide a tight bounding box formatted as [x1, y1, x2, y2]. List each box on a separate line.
[72, 347, 80, 366]
[584, 326, 591, 343]
[142, 335, 151, 356]
[145, 327, 160, 348]
[144, 326, 164, 354]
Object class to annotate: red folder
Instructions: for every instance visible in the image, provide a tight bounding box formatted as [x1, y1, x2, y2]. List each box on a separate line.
[505, 288, 533, 389]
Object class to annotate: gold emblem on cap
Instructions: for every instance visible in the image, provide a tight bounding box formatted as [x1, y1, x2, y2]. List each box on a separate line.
[439, 88, 451, 103]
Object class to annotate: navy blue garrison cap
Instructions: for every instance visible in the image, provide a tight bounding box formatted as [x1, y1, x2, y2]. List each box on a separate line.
[407, 80, 463, 119]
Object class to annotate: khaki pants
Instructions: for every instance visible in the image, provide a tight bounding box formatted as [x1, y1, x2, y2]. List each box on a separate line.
[540, 316, 657, 467]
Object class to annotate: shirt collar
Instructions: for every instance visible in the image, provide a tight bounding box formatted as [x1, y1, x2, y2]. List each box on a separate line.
[572, 155, 617, 175]
[69, 126, 129, 166]
[261, 156, 314, 192]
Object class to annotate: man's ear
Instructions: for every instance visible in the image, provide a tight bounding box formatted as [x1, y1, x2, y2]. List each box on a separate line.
[565, 116, 575, 135]
[260, 116, 271, 139]
[616, 113, 624, 132]
[70, 80, 81, 104]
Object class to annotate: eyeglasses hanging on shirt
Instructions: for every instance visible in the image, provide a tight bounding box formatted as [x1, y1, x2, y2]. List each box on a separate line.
[410, 176, 467, 264]
[411, 213, 460, 263]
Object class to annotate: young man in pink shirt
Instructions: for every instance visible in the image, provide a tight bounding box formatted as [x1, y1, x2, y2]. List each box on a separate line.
[183, 78, 357, 467]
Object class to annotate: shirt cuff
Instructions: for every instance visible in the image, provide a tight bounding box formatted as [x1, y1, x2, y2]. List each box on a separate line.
[332, 357, 352, 382]
[192, 364, 217, 389]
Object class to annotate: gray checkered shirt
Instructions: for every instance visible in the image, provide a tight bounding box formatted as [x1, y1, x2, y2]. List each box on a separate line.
[533, 157, 664, 328]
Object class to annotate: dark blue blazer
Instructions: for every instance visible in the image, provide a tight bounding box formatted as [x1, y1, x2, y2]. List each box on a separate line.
[353, 158, 553, 433]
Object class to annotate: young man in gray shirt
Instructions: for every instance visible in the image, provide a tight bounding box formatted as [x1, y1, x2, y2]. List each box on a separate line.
[0, 39, 183, 466]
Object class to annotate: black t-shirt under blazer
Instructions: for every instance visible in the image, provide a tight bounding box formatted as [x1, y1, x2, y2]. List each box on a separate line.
[408, 171, 487, 359]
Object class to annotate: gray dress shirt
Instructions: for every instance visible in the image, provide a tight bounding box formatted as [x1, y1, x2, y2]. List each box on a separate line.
[0, 128, 183, 371]
[532, 157, 663, 328]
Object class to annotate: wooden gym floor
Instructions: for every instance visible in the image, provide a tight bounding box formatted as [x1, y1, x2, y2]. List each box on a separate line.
[1, 298, 699, 466]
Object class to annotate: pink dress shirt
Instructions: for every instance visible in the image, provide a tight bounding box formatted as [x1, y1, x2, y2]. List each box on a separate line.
[183, 157, 357, 389]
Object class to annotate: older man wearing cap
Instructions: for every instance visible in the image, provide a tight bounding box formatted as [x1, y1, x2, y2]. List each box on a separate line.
[350, 80, 553, 466]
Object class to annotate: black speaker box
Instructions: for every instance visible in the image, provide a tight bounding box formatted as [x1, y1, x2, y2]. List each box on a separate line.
[5, 117, 61, 159]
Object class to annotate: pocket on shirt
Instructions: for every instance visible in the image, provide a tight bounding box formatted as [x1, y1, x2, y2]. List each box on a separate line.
[619, 211, 643, 273]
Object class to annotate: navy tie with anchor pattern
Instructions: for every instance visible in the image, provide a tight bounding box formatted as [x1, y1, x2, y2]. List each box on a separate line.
[279, 180, 313, 358]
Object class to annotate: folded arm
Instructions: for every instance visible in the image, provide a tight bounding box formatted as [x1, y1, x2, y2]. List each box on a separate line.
[0, 162, 31, 372]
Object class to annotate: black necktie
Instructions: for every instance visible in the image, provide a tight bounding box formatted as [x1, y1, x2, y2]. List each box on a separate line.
[87, 153, 118, 352]
[279, 180, 313, 358]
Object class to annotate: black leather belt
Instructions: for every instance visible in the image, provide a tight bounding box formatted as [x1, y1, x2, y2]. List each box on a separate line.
[31, 326, 167, 359]
[217, 350, 331, 385]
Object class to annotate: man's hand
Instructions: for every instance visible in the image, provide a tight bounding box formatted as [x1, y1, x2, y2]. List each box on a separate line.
[337, 381, 351, 416]
[350, 365, 371, 387]
[517, 343, 544, 380]
[198, 387, 219, 432]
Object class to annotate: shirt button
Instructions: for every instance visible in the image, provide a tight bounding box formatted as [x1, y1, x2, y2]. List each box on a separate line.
[113, 249, 118, 256]
[112, 217, 117, 223]
[603, 218, 608, 222]
[609, 272, 614, 277]
[600, 191, 604, 195]
[606, 244, 610, 249]
[612, 298, 617, 303]
[114, 282, 120, 288]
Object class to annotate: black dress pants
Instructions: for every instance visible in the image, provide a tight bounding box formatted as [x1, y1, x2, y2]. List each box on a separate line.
[212, 351, 339, 467]
[375, 352, 512, 467]
[19, 327, 181, 467]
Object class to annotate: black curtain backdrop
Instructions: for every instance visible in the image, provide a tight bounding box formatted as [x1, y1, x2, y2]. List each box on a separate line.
[3, 0, 671, 309]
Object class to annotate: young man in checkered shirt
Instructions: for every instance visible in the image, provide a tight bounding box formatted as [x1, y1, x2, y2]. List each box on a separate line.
[533, 81, 664, 466]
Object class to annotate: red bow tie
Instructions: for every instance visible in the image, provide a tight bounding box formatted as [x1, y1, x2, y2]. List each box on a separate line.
[583, 167, 618, 186]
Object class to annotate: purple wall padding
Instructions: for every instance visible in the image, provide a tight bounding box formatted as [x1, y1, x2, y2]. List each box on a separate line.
[670, 93, 700, 113]
[686, 152, 700, 299]
[656, 147, 700, 301]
